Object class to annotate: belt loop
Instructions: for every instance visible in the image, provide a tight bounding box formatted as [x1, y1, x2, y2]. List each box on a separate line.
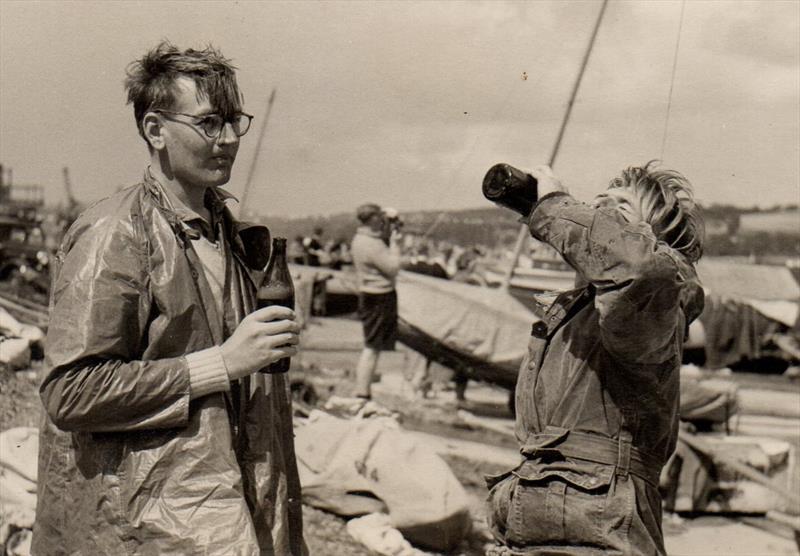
[616, 430, 632, 478]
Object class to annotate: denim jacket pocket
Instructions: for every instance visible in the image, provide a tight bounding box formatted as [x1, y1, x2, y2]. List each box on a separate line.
[485, 464, 525, 545]
[485, 467, 516, 490]
[506, 461, 616, 547]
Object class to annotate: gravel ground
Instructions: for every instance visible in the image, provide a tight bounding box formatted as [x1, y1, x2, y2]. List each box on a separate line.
[0, 362, 495, 555]
[6, 355, 797, 555]
[303, 505, 374, 556]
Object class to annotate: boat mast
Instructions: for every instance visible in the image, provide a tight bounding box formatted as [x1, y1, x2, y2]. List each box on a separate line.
[503, 0, 609, 290]
[238, 88, 277, 218]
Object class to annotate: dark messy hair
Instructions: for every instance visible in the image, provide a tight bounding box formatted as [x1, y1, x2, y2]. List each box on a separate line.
[124, 41, 242, 142]
[608, 161, 705, 263]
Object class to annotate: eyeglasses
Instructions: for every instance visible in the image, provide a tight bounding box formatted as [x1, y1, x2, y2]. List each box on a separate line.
[153, 110, 254, 138]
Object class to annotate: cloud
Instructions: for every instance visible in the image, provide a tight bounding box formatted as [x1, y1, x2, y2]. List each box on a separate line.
[1, 0, 797, 214]
[700, 0, 800, 68]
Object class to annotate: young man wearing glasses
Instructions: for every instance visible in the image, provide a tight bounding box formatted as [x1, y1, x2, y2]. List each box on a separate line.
[34, 42, 305, 555]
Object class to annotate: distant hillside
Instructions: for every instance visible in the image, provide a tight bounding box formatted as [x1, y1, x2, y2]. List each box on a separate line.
[738, 209, 799, 234]
[256, 206, 521, 247]
[255, 203, 799, 257]
[703, 204, 799, 258]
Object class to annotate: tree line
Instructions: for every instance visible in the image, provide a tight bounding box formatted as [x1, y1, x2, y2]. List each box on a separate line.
[256, 203, 799, 257]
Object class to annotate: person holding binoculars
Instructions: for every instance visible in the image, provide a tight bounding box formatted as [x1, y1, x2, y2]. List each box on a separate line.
[350, 203, 403, 400]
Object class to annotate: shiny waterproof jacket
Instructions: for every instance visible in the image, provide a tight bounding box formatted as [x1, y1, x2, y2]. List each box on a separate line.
[33, 175, 304, 555]
[487, 193, 704, 555]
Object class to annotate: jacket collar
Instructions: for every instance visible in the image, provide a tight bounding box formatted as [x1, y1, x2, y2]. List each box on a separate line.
[143, 169, 271, 271]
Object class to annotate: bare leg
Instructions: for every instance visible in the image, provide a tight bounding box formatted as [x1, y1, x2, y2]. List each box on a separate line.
[410, 357, 432, 398]
[354, 347, 379, 398]
[454, 371, 468, 402]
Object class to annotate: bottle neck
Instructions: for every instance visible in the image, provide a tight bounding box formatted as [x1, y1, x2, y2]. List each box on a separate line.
[272, 239, 287, 258]
[264, 237, 292, 283]
[260, 237, 294, 302]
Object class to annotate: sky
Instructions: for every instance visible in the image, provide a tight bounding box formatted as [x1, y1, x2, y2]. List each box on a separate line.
[1, 0, 798, 218]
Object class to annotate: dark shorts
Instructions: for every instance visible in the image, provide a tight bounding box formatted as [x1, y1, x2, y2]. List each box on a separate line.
[358, 290, 398, 351]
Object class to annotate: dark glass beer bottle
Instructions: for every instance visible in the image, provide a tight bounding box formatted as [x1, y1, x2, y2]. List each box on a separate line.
[482, 163, 539, 217]
[258, 237, 295, 374]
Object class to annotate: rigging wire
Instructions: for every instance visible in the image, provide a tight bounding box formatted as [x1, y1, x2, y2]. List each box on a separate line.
[503, 0, 609, 289]
[660, 0, 686, 160]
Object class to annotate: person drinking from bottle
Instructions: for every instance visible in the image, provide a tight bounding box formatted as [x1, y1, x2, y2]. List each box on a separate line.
[34, 41, 305, 555]
[486, 162, 705, 556]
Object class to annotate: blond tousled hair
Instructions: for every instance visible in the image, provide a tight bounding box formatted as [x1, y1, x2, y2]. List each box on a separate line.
[608, 161, 704, 263]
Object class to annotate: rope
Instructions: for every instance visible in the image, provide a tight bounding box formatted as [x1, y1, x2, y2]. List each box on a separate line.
[660, 0, 686, 159]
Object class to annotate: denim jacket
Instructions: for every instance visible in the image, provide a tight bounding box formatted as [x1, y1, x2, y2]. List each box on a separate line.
[488, 192, 704, 555]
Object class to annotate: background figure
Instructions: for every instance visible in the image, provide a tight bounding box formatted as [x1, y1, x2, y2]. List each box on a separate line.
[302, 226, 325, 266]
[487, 162, 704, 555]
[326, 237, 351, 270]
[350, 203, 401, 399]
[33, 42, 304, 555]
[450, 246, 488, 287]
[303, 227, 329, 314]
[288, 234, 306, 264]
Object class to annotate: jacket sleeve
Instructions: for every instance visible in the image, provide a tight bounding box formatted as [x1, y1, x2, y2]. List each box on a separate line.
[40, 211, 192, 433]
[529, 193, 689, 364]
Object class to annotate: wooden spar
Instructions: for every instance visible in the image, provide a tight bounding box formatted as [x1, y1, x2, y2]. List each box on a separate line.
[678, 430, 800, 509]
[503, 0, 609, 290]
[238, 88, 277, 218]
[0, 292, 49, 330]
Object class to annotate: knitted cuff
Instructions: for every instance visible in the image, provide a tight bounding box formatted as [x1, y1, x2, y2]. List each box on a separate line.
[186, 346, 231, 400]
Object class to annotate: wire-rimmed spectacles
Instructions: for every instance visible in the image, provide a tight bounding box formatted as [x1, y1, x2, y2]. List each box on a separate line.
[153, 110, 254, 138]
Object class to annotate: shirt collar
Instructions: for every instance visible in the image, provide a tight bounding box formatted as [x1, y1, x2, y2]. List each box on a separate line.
[144, 168, 237, 238]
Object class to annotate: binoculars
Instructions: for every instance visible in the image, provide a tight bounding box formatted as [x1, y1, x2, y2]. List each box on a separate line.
[482, 163, 539, 217]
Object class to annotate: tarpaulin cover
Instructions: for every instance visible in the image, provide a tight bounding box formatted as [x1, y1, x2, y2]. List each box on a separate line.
[694, 259, 800, 365]
[678, 368, 739, 424]
[699, 294, 787, 368]
[295, 411, 472, 552]
[696, 259, 800, 302]
[293, 258, 799, 381]
[395, 271, 536, 370]
[290, 265, 537, 386]
[0, 427, 38, 547]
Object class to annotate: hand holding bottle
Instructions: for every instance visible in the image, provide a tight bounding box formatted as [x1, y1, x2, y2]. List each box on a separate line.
[526, 165, 565, 198]
[220, 306, 300, 380]
[483, 163, 566, 217]
[256, 237, 297, 374]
